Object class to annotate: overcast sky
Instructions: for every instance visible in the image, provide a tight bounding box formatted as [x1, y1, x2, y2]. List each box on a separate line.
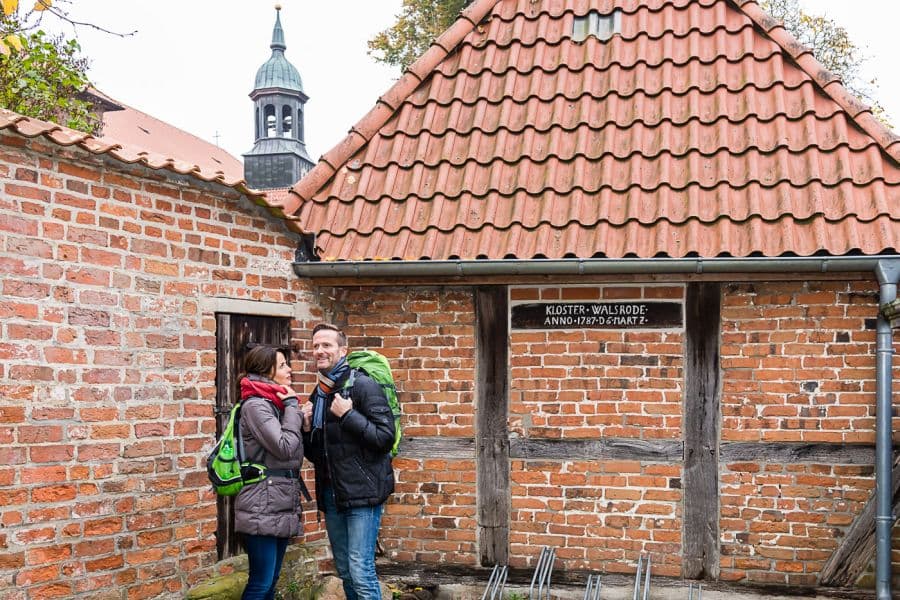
[39, 1, 900, 162]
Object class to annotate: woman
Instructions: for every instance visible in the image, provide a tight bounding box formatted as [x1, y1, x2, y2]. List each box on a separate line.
[234, 346, 304, 600]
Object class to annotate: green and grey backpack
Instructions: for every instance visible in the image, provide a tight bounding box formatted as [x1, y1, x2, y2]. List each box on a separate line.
[206, 402, 267, 496]
[343, 350, 402, 456]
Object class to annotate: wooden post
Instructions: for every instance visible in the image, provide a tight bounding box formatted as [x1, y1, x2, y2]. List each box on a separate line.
[214, 313, 237, 560]
[214, 314, 291, 560]
[475, 286, 510, 566]
[682, 282, 721, 579]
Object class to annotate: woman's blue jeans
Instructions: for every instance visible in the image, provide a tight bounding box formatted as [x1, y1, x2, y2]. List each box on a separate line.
[242, 534, 289, 600]
[321, 485, 384, 600]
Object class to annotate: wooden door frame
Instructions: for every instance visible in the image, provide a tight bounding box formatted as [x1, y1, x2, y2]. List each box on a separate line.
[214, 312, 292, 559]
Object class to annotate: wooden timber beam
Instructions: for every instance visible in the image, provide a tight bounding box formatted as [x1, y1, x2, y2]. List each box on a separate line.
[401, 437, 876, 465]
[819, 453, 900, 587]
[682, 282, 722, 580]
[474, 286, 510, 567]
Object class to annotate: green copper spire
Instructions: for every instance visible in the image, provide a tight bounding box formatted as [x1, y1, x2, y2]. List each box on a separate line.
[253, 4, 302, 92]
[270, 4, 286, 51]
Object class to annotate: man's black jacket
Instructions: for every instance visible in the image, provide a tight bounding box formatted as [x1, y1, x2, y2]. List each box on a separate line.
[303, 372, 395, 510]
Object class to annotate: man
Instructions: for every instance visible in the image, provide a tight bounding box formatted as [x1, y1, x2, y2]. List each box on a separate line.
[301, 323, 395, 600]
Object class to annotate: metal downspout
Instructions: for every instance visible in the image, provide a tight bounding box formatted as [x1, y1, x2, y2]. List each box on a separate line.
[875, 259, 900, 600]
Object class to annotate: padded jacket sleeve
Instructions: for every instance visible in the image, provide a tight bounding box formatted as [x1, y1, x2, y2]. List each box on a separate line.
[241, 397, 302, 462]
[339, 375, 395, 453]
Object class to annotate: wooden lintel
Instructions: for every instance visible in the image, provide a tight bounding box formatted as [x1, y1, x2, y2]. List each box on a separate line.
[508, 438, 683, 462]
[402, 437, 878, 466]
[721, 443, 876, 465]
[400, 437, 476, 458]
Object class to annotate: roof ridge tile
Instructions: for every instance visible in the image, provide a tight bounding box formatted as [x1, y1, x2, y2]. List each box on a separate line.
[289, 0, 503, 209]
[735, 0, 900, 163]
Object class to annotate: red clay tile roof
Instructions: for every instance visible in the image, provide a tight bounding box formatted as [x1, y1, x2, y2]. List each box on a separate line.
[286, 0, 900, 261]
[101, 99, 244, 184]
[0, 108, 305, 231]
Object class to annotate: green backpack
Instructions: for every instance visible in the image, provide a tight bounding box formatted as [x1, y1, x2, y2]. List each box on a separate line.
[206, 402, 267, 496]
[343, 350, 402, 456]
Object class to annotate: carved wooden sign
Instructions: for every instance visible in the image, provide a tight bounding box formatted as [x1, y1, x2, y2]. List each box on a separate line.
[511, 301, 682, 329]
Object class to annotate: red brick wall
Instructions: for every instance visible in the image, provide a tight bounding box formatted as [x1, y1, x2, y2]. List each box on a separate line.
[508, 285, 684, 574]
[0, 132, 321, 599]
[323, 286, 479, 564]
[719, 280, 896, 586]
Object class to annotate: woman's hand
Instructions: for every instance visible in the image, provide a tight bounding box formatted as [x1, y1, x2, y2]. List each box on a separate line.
[277, 387, 300, 408]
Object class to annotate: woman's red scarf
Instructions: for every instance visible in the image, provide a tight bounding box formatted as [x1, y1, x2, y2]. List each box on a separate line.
[240, 377, 286, 411]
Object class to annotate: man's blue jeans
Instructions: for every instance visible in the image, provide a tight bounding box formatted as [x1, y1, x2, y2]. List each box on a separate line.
[321, 485, 384, 600]
[242, 534, 289, 600]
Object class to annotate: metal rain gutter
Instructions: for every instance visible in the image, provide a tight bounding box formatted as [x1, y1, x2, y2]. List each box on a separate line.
[875, 260, 900, 600]
[294, 253, 900, 596]
[293, 255, 886, 279]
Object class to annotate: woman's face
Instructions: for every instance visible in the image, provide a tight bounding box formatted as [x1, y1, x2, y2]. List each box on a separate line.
[270, 351, 292, 387]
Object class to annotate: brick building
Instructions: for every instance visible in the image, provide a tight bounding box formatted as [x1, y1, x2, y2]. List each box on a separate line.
[2, 0, 900, 599]
[281, 0, 900, 597]
[0, 109, 329, 598]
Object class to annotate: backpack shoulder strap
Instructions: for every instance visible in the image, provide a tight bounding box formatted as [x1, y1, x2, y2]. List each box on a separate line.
[236, 399, 267, 465]
[341, 368, 360, 398]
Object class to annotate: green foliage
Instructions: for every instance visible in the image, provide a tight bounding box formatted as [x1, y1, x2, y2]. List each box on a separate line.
[505, 592, 526, 600]
[273, 548, 325, 600]
[759, 0, 890, 126]
[367, 0, 470, 70]
[0, 14, 100, 133]
[274, 577, 325, 600]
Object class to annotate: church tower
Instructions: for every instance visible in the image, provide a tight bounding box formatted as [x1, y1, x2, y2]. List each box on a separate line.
[243, 5, 314, 189]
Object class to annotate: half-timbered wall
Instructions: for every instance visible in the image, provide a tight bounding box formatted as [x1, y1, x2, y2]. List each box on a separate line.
[325, 280, 898, 591]
[507, 284, 685, 576]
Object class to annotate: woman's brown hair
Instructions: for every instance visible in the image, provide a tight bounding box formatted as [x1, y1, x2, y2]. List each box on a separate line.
[240, 345, 291, 380]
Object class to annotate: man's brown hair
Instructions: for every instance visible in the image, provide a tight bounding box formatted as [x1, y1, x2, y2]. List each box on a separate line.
[312, 322, 347, 347]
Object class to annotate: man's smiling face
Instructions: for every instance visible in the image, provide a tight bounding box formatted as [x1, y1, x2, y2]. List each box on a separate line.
[312, 328, 347, 374]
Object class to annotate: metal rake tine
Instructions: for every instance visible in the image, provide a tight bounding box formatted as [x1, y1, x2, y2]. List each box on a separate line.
[632, 555, 643, 600]
[642, 554, 652, 600]
[587, 574, 602, 600]
[493, 566, 508, 600]
[482, 564, 500, 600]
[488, 569, 499, 600]
[538, 547, 555, 600]
[529, 547, 549, 600]
[582, 575, 593, 600]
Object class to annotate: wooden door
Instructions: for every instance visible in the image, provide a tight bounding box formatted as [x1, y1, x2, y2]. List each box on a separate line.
[214, 313, 291, 559]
